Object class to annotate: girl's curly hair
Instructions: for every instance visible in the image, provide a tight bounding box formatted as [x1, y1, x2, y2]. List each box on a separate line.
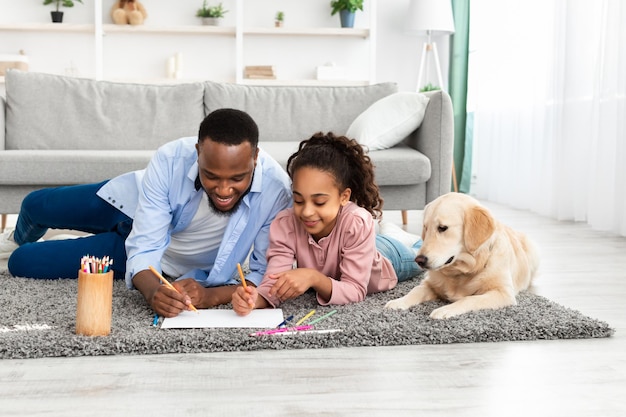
[286, 132, 383, 219]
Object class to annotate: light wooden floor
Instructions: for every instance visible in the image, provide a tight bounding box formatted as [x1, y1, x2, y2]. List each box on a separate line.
[1, 201, 625, 417]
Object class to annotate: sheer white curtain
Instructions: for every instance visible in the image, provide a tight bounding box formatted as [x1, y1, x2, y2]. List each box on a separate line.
[469, 0, 626, 236]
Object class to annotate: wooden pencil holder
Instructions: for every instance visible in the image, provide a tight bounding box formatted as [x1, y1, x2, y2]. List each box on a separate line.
[75, 270, 114, 336]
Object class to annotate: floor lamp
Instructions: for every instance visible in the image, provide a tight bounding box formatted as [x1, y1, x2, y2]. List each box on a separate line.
[406, 0, 455, 91]
[406, 0, 458, 193]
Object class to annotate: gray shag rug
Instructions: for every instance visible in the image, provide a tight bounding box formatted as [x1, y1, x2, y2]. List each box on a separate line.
[0, 271, 614, 359]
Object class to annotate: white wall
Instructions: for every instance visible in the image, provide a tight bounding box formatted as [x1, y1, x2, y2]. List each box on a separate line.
[0, 0, 450, 93]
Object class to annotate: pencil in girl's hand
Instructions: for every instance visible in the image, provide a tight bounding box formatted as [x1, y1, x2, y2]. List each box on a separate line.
[148, 265, 198, 313]
[237, 262, 254, 308]
[237, 263, 247, 289]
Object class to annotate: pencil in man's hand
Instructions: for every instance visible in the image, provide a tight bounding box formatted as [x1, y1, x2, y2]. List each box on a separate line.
[148, 265, 198, 313]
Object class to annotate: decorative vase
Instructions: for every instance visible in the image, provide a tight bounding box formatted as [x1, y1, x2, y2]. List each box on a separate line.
[339, 10, 355, 28]
[51, 11, 64, 23]
[201, 17, 220, 26]
[275, 21, 283, 28]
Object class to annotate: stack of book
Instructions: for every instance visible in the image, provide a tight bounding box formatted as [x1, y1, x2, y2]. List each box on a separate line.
[0, 50, 29, 76]
[244, 65, 276, 79]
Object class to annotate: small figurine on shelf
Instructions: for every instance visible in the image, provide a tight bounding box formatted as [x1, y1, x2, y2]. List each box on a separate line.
[275, 11, 284, 28]
[111, 0, 147, 26]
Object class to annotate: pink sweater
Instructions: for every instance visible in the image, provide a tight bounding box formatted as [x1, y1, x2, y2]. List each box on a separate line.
[256, 202, 398, 307]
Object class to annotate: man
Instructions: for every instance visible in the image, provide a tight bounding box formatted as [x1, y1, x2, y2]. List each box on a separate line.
[2, 109, 292, 317]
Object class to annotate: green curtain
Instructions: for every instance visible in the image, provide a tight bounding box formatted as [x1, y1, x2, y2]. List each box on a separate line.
[448, 0, 471, 193]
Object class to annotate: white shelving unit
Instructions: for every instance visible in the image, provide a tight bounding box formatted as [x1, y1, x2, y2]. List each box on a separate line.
[243, 27, 369, 37]
[0, 0, 377, 86]
[0, 23, 95, 32]
[102, 24, 236, 35]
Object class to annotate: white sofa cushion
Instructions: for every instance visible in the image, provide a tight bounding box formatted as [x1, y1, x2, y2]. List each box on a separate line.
[346, 92, 430, 151]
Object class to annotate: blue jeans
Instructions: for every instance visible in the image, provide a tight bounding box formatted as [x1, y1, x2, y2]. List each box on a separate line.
[8, 181, 132, 280]
[375, 234, 423, 282]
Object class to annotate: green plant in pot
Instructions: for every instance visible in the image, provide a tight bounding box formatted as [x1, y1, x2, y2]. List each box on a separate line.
[419, 83, 441, 93]
[330, 0, 364, 28]
[43, 0, 83, 24]
[196, 1, 228, 26]
[275, 11, 284, 27]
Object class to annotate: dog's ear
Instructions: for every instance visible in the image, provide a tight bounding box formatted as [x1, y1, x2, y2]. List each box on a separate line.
[421, 201, 433, 240]
[464, 205, 495, 252]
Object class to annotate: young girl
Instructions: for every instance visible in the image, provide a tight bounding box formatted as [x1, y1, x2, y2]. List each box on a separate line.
[232, 132, 422, 315]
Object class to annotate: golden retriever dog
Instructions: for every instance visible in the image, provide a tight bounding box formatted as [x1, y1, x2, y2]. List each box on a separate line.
[385, 192, 539, 319]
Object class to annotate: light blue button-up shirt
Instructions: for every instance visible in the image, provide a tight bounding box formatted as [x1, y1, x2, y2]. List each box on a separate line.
[96, 136, 292, 289]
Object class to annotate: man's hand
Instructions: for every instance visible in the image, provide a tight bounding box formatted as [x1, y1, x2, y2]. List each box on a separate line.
[173, 278, 208, 308]
[132, 269, 193, 317]
[133, 269, 245, 316]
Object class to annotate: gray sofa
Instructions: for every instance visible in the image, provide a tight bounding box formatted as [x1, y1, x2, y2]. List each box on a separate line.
[0, 70, 453, 229]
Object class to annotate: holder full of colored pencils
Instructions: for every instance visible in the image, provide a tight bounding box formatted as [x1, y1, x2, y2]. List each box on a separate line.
[81, 255, 112, 274]
[76, 255, 114, 337]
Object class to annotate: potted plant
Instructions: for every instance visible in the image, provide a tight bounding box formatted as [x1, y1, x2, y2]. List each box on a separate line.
[196, 1, 228, 26]
[275, 11, 284, 28]
[43, 0, 83, 23]
[330, 0, 363, 28]
[419, 83, 441, 93]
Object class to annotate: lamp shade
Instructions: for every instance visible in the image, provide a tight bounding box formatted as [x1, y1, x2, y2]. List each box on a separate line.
[406, 0, 455, 35]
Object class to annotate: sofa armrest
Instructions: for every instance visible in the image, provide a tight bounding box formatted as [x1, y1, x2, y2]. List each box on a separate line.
[404, 89, 454, 205]
[0, 95, 5, 151]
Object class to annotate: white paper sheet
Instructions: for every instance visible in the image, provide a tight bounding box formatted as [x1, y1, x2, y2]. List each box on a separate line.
[160, 309, 284, 329]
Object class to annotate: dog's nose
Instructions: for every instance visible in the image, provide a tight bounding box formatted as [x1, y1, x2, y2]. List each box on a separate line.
[415, 254, 428, 268]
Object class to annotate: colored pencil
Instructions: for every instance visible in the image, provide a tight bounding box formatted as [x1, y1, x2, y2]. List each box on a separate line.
[249, 325, 314, 337]
[263, 329, 343, 337]
[237, 263, 247, 289]
[308, 309, 338, 325]
[295, 309, 316, 325]
[148, 265, 198, 313]
[237, 262, 254, 308]
[276, 314, 294, 328]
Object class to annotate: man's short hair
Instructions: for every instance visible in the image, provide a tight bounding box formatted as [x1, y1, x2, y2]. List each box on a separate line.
[198, 108, 259, 148]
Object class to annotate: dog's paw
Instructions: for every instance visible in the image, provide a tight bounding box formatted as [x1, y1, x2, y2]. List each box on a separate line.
[384, 298, 412, 310]
[429, 304, 463, 319]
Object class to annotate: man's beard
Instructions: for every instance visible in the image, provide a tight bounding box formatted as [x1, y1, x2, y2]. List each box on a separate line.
[206, 185, 251, 217]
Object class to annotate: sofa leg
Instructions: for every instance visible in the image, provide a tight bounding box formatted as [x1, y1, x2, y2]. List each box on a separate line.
[401, 210, 408, 225]
[1, 214, 6, 232]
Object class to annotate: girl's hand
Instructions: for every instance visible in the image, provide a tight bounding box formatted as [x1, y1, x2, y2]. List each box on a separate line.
[232, 285, 258, 316]
[268, 268, 321, 302]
